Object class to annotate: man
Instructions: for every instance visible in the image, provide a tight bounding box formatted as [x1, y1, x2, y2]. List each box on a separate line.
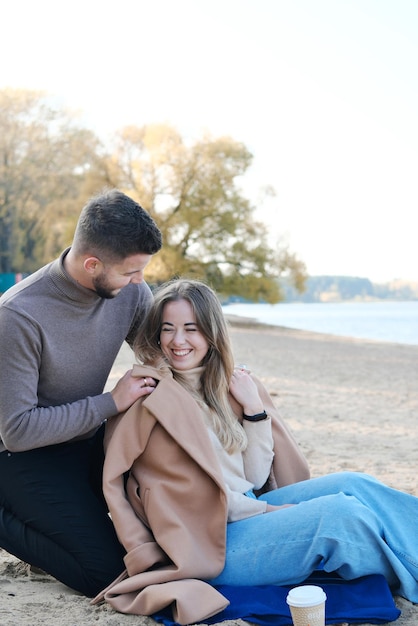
[0, 189, 162, 596]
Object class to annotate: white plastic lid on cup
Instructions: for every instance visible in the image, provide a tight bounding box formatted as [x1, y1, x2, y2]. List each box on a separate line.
[286, 585, 327, 608]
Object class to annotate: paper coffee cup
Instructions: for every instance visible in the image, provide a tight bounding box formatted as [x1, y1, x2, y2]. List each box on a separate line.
[286, 585, 327, 626]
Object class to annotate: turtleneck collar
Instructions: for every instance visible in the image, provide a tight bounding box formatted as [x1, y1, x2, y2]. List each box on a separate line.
[48, 248, 103, 305]
[171, 365, 205, 391]
[171, 366, 213, 419]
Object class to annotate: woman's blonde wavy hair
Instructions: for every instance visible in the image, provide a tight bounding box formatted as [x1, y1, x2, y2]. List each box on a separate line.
[133, 279, 247, 452]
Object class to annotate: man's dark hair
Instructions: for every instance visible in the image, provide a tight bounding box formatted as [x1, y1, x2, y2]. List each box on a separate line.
[73, 189, 162, 260]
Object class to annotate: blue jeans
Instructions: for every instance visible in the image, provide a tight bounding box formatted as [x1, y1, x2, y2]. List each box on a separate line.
[209, 472, 418, 602]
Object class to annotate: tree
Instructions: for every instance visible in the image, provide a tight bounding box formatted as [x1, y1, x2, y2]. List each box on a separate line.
[0, 88, 100, 273]
[0, 94, 307, 302]
[94, 124, 306, 302]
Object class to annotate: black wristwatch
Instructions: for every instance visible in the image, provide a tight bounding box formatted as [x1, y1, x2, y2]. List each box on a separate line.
[243, 410, 268, 422]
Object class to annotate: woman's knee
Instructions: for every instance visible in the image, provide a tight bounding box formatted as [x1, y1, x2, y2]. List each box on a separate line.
[318, 471, 379, 494]
[315, 492, 382, 542]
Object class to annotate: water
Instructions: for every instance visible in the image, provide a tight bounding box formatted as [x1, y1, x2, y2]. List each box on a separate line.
[223, 301, 418, 346]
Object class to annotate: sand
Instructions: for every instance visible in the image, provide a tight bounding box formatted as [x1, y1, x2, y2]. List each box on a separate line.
[1, 317, 417, 625]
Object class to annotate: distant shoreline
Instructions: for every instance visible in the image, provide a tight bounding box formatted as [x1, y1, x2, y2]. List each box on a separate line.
[223, 301, 418, 347]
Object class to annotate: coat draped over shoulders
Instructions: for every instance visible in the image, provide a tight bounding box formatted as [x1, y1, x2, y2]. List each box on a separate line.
[92, 363, 310, 624]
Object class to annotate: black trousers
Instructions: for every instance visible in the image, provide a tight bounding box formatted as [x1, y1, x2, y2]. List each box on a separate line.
[0, 426, 125, 596]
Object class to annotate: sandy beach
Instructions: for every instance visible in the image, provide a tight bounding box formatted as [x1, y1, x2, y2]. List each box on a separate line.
[1, 317, 417, 625]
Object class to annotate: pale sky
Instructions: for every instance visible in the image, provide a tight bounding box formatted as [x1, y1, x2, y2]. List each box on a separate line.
[2, 0, 418, 283]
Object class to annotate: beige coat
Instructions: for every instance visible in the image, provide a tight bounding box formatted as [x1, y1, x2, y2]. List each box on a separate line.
[92, 364, 310, 624]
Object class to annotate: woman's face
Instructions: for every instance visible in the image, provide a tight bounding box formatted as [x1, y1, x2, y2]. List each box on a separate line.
[160, 298, 209, 371]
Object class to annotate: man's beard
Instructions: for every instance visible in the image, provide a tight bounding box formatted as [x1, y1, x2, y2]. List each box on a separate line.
[92, 274, 120, 299]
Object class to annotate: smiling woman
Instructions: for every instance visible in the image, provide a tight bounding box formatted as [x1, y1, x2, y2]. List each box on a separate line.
[93, 277, 418, 624]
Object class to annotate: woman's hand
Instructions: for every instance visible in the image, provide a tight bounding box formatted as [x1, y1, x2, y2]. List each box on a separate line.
[229, 367, 264, 416]
[265, 503, 296, 512]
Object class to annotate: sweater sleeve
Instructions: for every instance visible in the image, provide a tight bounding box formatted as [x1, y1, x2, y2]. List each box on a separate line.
[226, 486, 268, 521]
[242, 417, 274, 488]
[206, 422, 272, 522]
[0, 306, 118, 452]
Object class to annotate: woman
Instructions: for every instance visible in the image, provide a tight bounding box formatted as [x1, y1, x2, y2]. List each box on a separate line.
[95, 279, 418, 624]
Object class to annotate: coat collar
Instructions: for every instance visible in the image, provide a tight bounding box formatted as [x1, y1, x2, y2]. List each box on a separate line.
[131, 364, 226, 491]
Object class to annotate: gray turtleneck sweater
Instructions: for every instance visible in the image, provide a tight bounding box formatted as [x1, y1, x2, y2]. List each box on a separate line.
[0, 249, 152, 454]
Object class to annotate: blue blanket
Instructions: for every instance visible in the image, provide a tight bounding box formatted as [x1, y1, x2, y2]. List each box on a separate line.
[153, 573, 401, 625]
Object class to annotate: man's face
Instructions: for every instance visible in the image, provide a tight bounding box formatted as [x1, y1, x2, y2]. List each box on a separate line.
[92, 253, 152, 299]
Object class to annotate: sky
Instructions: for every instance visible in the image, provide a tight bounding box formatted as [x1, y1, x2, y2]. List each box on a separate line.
[2, 0, 418, 283]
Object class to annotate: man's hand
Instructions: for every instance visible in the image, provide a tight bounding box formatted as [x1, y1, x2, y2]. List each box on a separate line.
[110, 370, 157, 413]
